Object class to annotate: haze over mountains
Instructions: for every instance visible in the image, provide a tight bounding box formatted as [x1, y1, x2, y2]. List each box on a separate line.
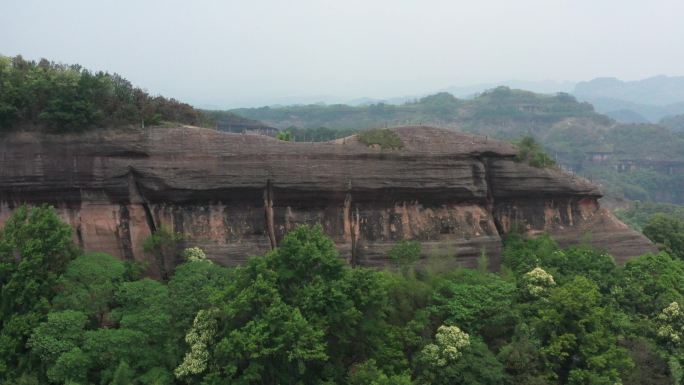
[572, 76, 684, 124]
[223, 76, 684, 126]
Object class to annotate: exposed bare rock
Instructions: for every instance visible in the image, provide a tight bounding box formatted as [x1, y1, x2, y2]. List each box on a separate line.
[0, 126, 655, 273]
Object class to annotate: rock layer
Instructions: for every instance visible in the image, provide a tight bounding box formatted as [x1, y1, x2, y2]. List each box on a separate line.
[0, 126, 655, 271]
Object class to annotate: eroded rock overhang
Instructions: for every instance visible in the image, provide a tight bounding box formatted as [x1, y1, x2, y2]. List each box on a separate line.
[0, 126, 656, 270]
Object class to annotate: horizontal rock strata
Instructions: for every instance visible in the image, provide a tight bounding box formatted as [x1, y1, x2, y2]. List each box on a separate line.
[0, 126, 655, 272]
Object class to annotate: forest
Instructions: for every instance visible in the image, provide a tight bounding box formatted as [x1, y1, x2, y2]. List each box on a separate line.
[2, 205, 684, 385]
[0, 55, 209, 132]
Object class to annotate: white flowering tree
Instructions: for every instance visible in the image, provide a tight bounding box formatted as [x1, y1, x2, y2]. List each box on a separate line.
[183, 246, 210, 263]
[175, 309, 218, 379]
[656, 302, 684, 347]
[521, 267, 555, 299]
[414, 324, 503, 384]
[420, 325, 470, 367]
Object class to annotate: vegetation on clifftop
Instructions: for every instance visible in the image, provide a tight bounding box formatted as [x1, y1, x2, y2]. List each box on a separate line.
[358, 128, 404, 150]
[514, 136, 556, 168]
[0, 55, 210, 132]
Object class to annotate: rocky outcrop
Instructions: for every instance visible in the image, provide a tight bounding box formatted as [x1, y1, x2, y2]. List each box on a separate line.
[0, 126, 655, 272]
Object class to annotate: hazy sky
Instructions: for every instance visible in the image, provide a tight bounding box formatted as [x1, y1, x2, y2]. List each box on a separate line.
[2, 0, 683, 108]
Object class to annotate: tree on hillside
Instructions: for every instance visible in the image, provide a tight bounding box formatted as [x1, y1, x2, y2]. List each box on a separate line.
[616, 252, 684, 316]
[51, 252, 126, 326]
[533, 276, 632, 384]
[175, 225, 406, 384]
[414, 325, 504, 385]
[0, 205, 78, 380]
[644, 214, 684, 260]
[30, 272, 177, 384]
[167, 252, 231, 343]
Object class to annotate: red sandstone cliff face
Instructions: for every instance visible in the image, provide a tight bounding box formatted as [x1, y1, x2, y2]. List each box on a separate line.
[0, 126, 655, 271]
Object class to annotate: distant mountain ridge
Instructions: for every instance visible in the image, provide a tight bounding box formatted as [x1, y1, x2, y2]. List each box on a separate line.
[228, 88, 606, 137]
[573, 76, 684, 123]
[661, 114, 684, 132]
[214, 76, 684, 124]
[574, 76, 684, 106]
[441, 79, 575, 98]
[220, 87, 684, 204]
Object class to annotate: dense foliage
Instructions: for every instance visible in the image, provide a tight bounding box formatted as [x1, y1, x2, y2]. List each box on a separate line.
[0, 55, 209, 132]
[643, 214, 684, 261]
[615, 204, 684, 261]
[3, 208, 684, 384]
[615, 201, 684, 231]
[0, 205, 78, 378]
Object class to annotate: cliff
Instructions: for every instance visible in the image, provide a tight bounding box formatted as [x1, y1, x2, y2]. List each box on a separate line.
[0, 126, 655, 273]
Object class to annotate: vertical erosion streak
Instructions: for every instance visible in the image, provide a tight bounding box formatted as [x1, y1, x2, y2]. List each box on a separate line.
[264, 180, 276, 250]
[117, 205, 135, 261]
[344, 191, 359, 266]
[129, 170, 157, 234]
[128, 170, 167, 279]
[75, 224, 85, 249]
[352, 207, 360, 266]
[481, 157, 505, 237]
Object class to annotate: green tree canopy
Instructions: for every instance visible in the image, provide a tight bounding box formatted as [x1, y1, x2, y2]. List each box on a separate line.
[0, 55, 209, 132]
[644, 214, 684, 260]
[0, 205, 77, 379]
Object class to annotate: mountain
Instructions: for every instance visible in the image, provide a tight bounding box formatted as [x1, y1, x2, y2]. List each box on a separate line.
[574, 76, 684, 105]
[602, 108, 649, 123]
[442, 79, 575, 98]
[660, 114, 684, 132]
[229, 87, 606, 139]
[573, 76, 684, 122]
[577, 96, 684, 123]
[331, 76, 684, 124]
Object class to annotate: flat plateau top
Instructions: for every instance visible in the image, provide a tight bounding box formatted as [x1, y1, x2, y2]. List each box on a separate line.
[3, 125, 518, 158]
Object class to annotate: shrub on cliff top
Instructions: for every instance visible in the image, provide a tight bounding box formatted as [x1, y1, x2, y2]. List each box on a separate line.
[514, 136, 556, 168]
[276, 130, 293, 141]
[358, 128, 404, 150]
